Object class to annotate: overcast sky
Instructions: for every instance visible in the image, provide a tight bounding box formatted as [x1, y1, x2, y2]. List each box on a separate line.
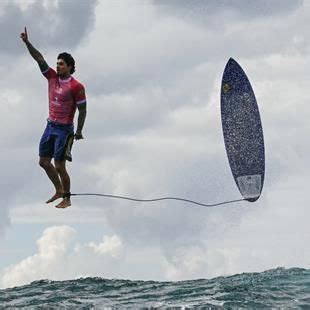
[0, 0, 309, 289]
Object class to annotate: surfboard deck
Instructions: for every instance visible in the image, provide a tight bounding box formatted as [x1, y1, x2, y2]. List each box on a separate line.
[221, 58, 265, 202]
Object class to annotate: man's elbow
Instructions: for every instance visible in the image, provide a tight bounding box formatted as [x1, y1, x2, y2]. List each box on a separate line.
[36, 56, 45, 65]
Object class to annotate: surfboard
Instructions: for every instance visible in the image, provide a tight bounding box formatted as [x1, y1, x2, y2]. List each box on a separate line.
[221, 58, 265, 202]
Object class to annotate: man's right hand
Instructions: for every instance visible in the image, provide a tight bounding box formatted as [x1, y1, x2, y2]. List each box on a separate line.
[20, 27, 28, 43]
[20, 27, 45, 64]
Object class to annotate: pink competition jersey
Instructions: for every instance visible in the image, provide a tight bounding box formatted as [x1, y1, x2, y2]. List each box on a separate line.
[42, 67, 86, 124]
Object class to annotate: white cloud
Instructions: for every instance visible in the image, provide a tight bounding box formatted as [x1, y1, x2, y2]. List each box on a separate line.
[83, 235, 122, 257]
[0, 226, 75, 288]
[10, 204, 110, 224]
[0, 226, 124, 289]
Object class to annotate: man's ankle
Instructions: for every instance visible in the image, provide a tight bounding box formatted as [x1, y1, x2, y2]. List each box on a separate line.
[63, 192, 71, 199]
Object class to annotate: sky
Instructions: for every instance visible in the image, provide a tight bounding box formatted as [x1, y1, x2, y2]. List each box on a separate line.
[0, 0, 310, 289]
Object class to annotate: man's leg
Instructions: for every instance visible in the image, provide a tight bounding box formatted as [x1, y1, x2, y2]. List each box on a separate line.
[39, 157, 64, 203]
[54, 160, 71, 209]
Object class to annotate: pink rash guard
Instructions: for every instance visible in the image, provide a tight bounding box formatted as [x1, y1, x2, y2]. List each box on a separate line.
[42, 66, 86, 125]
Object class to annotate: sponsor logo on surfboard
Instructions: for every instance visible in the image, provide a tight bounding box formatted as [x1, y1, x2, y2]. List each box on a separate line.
[222, 83, 231, 93]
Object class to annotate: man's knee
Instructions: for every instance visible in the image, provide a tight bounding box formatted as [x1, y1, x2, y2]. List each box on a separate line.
[54, 161, 66, 174]
[39, 157, 52, 169]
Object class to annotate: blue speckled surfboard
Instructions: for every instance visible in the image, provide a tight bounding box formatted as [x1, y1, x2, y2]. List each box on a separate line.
[221, 58, 265, 202]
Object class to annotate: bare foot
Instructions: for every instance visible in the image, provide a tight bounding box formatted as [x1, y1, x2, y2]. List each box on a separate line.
[55, 198, 71, 209]
[46, 192, 64, 204]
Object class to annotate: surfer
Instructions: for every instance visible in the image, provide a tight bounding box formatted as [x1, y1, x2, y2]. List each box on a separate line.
[20, 27, 87, 209]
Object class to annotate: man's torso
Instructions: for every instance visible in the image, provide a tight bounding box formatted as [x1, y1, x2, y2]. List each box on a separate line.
[42, 66, 86, 124]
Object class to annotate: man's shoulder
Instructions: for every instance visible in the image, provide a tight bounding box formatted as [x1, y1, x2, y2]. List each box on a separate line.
[70, 76, 85, 89]
[70, 76, 86, 101]
[42, 66, 57, 80]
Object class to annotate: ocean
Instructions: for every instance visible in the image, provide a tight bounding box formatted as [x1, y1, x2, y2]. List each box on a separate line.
[0, 267, 309, 308]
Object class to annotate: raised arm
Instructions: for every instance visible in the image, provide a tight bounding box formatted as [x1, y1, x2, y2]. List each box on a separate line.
[20, 27, 46, 66]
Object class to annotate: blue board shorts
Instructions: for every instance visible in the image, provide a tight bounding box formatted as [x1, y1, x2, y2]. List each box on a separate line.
[39, 121, 74, 162]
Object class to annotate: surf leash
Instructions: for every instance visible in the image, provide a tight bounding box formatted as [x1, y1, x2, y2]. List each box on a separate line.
[64, 192, 246, 207]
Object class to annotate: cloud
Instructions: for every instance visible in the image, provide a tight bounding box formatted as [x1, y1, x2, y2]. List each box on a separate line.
[153, 0, 303, 20]
[77, 0, 309, 101]
[3, 186, 310, 290]
[0, 226, 124, 288]
[86, 235, 122, 257]
[0, 201, 10, 237]
[0, 0, 97, 57]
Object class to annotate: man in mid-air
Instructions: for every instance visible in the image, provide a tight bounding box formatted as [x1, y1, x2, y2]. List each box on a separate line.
[20, 27, 87, 209]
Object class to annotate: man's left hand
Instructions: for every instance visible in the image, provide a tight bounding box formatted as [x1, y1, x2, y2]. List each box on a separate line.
[74, 131, 84, 140]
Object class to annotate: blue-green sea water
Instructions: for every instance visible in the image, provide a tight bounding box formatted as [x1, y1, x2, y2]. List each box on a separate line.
[1, 267, 310, 308]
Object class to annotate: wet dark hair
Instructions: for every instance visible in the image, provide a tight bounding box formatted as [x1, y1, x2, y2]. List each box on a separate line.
[57, 52, 75, 74]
